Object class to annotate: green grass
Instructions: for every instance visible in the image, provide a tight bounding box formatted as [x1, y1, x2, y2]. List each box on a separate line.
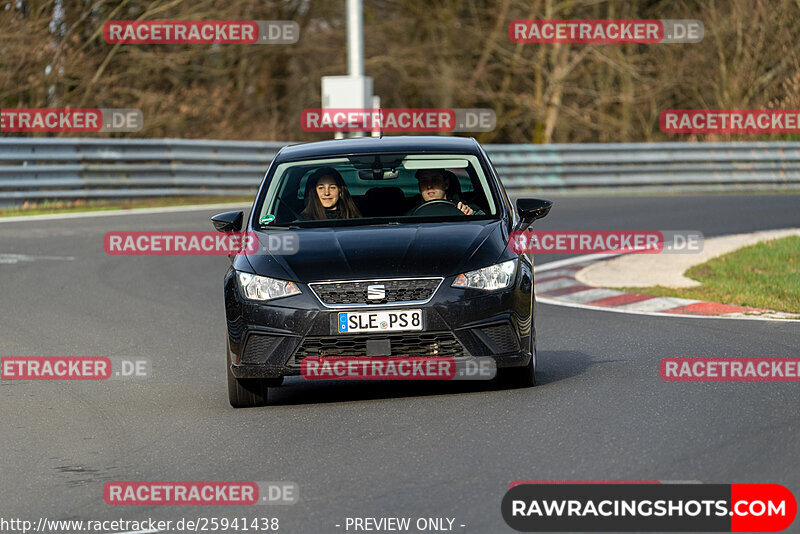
[0, 196, 253, 217]
[621, 236, 800, 314]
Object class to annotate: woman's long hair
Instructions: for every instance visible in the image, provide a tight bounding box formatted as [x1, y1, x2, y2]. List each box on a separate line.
[299, 167, 362, 220]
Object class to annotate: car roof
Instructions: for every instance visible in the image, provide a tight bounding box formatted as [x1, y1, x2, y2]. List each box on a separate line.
[274, 136, 482, 162]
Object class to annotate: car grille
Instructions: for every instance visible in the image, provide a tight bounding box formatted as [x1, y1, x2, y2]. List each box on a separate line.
[240, 334, 281, 364]
[290, 331, 466, 364]
[477, 323, 520, 353]
[309, 278, 442, 307]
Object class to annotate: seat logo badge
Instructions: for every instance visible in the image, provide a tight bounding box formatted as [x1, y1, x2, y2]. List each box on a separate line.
[367, 284, 386, 300]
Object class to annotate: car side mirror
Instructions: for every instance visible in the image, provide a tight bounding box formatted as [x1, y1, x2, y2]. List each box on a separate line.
[211, 211, 244, 233]
[515, 198, 552, 231]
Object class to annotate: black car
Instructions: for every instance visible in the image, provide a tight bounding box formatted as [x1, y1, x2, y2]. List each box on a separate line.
[212, 136, 551, 407]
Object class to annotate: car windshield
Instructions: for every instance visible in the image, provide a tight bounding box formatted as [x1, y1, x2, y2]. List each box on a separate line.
[255, 153, 498, 227]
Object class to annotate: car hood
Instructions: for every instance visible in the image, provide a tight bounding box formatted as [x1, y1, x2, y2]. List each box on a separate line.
[246, 221, 509, 281]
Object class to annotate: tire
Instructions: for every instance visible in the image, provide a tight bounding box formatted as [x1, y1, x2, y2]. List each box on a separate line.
[263, 376, 285, 387]
[226, 348, 270, 408]
[497, 330, 537, 388]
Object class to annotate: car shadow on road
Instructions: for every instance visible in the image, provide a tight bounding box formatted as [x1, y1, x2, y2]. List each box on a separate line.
[264, 350, 604, 407]
[537, 350, 618, 386]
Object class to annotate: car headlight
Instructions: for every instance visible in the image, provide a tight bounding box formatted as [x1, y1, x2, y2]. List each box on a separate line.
[237, 272, 300, 301]
[452, 259, 517, 290]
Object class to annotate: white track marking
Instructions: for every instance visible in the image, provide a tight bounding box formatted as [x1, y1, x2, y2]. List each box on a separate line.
[536, 295, 800, 322]
[536, 278, 584, 292]
[557, 288, 625, 303]
[0, 202, 250, 224]
[536, 268, 587, 279]
[0, 253, 75, 264]
[534, 252, 800, 322]
[614, 296, 701, 312]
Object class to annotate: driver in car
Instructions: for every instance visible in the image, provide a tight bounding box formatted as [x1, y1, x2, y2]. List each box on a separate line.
[407, 169, 481, 215]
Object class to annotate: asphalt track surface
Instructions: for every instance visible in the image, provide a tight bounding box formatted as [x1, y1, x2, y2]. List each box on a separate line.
[1, 194, 799, 533]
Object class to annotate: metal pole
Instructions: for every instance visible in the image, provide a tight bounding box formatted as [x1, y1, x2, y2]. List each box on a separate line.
[371, 95, 381, 137]
[346, 0, 364, 77]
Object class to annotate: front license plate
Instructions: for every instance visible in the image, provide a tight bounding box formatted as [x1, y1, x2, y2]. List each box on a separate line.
[338, 309, 423, 333]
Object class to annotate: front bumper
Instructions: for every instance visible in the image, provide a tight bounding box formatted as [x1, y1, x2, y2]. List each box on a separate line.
[224, 264, 534, 379]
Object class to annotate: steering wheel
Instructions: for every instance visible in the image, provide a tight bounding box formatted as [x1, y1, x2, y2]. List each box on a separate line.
[410, 199, 465, 216]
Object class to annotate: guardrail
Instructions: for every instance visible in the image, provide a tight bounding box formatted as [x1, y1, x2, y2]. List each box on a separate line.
[1, 138, 799, 202]
[488, 141, 800, 193]
[0, 138, 284, 202]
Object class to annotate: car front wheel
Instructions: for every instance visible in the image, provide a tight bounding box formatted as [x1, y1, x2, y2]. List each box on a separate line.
[497, 330, 537, 388]
[226, 345, 271, 408]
